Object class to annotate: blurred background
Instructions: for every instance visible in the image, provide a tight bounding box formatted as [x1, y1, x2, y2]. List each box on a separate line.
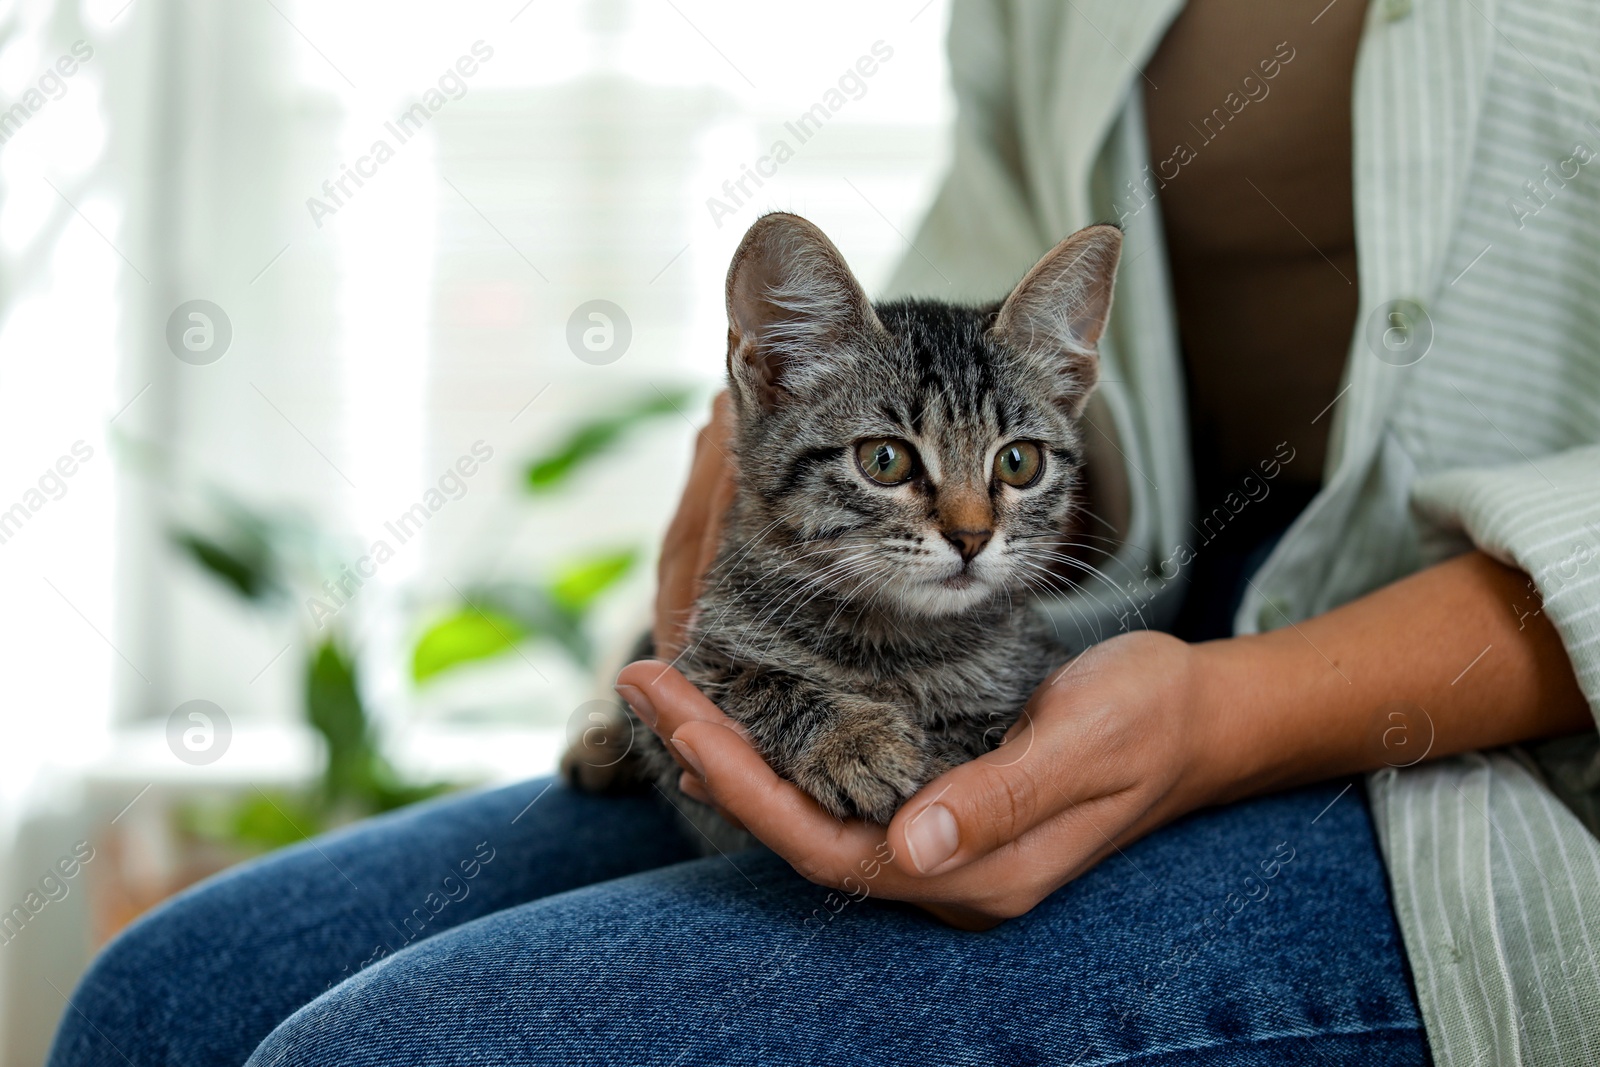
[0, 0, 953, 1060]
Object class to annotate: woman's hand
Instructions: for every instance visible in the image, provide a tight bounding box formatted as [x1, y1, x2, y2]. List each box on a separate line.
[653, 391, 737, 663]
[615, 630, 1225, 930]
[622, 538, 1592, 929]
[633, 395, 1592, 929]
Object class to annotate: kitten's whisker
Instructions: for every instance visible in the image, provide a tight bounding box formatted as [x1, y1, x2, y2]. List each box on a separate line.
[1012, 562, 1096, 633]
[747, 553, 874, 636]
[1024, 549, 1132, 594]
[1013, 537, 1121, 551]
[837, 568, 923, 651]
[1011, 563, 1101, 649]
[763, 560, 871, 626]
[818, 570, 879, 641]
[1024, 552, 1122, 587]
[1011, 531, 1126, 550]
[674, 550, 855, 665]
[703, 516, 787, 569]
[1013, 556, 1138, 635]
[1075, 504, 1125, 536]
[1008, 570, 1076, 647]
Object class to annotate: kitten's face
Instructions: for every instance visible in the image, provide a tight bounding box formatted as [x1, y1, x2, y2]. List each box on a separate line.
[737, 305, 1087, 617]
[723, 214, 1121, 621]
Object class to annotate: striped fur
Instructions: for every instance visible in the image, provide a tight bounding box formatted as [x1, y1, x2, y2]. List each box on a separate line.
[569, 214, 1120, 848]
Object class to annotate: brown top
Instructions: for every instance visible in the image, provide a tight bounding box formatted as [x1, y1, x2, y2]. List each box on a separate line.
[1142, 0, 1369, 499]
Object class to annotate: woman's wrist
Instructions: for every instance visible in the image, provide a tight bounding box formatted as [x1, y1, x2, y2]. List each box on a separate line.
[1183, 635, 1261, 810]
[1178, 551, 1593, 815]
[1183, 628, 1357, 809]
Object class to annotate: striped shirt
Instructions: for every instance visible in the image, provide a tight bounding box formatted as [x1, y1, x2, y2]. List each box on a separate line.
[886, 2, 1600, 1062]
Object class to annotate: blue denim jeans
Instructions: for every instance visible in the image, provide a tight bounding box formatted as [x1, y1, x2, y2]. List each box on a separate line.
[47, 773, 1427, 1065]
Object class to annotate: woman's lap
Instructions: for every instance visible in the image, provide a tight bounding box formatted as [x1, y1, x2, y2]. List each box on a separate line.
[49, 776, 1426, 1066]
[46, 780, 696, 1066]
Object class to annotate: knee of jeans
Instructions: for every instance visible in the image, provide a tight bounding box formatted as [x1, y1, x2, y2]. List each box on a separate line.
[245, 986, 377, 1067]
[44, 901, 191, 1066]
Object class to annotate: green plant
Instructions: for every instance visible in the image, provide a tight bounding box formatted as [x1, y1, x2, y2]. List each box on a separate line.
[409, 548, 637, 682]
[408, 389, 692, 682]
[170, 495, 451, 848]
[168, 388, 692, 850]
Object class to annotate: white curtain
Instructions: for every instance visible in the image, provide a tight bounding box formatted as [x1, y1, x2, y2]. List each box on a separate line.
[0, 1, 951, 1057]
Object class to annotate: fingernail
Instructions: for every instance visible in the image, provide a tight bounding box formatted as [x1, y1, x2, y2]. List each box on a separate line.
[679, 771, 711, 803]
[614, 684, 657, 728]
[905, 804, 959, 873]
[672, 738, 705, 779]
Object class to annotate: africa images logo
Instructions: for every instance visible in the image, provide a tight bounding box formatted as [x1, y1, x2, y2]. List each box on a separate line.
[704, 41, 894, 228]
[305, 41, 495, 227]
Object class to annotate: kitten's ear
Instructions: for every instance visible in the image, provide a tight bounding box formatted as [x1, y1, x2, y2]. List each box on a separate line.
[725, 212, 882, 413]
[991, 224, 1122, 418]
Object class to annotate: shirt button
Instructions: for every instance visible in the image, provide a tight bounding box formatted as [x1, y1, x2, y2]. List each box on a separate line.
[1383, 0, 1413, 21]
[1366, 298, 1433, 367]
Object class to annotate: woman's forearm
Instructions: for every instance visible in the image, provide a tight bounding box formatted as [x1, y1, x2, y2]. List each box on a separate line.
[1194, 551, 1593, 804]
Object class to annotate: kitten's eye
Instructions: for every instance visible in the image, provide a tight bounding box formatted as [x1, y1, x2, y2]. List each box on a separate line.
[994, 441, 1044, 488]
[855, 438, 917, 486]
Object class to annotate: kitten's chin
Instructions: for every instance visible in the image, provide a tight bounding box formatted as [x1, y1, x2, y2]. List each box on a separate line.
[890, 575, 1001, 618]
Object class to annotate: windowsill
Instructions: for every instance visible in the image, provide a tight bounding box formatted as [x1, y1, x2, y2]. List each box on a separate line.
[84, 719, 563, 804]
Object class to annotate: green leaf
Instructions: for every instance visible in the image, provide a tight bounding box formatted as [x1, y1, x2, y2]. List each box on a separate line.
[226, 792, 328, 850]
[175, 791, 327, 852]
[549, 549, 638, 613]
[306, 639, 371, 800]
[364, 755, 455, 812]
[523, 388, 694, 493]
[169, 529, 281, 601]
[411, 608, 529, 683]
[472, 583, 595, 667]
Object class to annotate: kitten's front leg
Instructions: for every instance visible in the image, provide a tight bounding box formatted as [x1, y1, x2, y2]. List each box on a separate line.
[720, 673, 933, 825]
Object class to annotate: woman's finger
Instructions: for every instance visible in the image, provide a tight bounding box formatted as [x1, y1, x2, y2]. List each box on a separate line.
[615, 659, 751, 779]
[618, 666, 935, 896]
[613, 658, 724, 775]
[678, 771, 748, 832]
[913, 901, 1005, 932]
[671, 720, 885, 888]
[613, 662, 752, 834]
[668, 710, 1121, 919]
[653, 392, 735, 661]
[615, 659, 740, 737]
[696, 392, 736, 568]
[619, 663, 1113, 915]
[886, 697, 1105, 877]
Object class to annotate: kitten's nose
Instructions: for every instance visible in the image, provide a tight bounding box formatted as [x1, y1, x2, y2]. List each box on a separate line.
[943, 528, 992, 562]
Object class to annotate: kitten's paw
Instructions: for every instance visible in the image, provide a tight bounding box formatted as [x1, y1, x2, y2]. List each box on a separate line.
[790, 707, 929, 825]
[560, 701, 648, 794]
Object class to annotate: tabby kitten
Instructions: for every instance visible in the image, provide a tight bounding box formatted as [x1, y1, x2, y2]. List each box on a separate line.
[566, 212, 1121, 845]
